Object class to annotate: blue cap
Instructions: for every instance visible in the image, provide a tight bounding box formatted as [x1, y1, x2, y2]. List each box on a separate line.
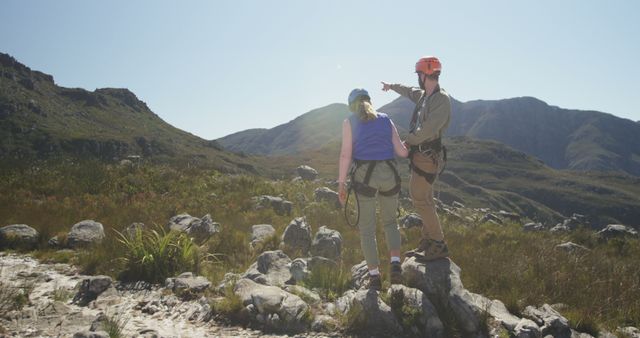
[348, 88, 370, 106]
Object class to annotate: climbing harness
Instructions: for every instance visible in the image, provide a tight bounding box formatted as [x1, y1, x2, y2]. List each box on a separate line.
[343, 159, 401, 227]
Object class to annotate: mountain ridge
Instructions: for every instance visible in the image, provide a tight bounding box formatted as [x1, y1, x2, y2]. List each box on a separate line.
[0, 52, 259, 173]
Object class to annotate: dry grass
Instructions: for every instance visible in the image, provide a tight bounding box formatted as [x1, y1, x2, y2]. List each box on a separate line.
[1, 159, 638, 331]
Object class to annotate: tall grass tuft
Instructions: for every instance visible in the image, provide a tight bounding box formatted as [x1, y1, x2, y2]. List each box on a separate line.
[115, 225, 200, 283]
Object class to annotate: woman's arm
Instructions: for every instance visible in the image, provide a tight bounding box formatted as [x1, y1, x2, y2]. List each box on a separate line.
[338, 119, 353, 184]
[338, 119, 352, 205]
[391, 120, 409, 158]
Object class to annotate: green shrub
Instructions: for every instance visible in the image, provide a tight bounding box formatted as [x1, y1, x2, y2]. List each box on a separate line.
[115, 225, 200, 283]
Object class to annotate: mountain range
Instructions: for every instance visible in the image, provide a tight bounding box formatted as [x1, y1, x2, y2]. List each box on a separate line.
[2, 52, 639, 228]
[219, 94, 640, 176]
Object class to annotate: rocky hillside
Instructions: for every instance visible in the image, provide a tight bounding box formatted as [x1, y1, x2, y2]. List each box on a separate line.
[0, 52, 258, 173]
[266, 137, 640, 228]
[219, 103, 347, 156]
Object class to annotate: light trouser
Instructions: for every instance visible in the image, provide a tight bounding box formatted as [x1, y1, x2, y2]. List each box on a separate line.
[354, 161, 402, 267]
[409, 151, 445, 241]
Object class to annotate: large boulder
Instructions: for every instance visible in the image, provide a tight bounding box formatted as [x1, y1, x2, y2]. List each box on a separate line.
[402, 257, 541, 337]
[242, 250, 292, 287]
[522, 304, 571, 337]
[335, 289, 402, 336]
[314, 187, 340, 209]
[310, 226, 342, 260]
[250, 224, 276, 248]
[166, 213, 220, 243]
[281, 217, 312, 253]
[386, 284, 445, 337]
[233, 278, 311, 333]
[296, 165, 318, 181]
[0, 224, 39, 249]
[597, 224, 638, 241]
[254, 195, 293, 216]
[67, 220, 105, 248]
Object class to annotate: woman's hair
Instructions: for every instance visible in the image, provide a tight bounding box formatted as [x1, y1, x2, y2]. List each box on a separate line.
[351, 98, 377, 121]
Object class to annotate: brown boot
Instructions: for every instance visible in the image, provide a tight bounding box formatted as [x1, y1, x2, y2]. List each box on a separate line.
[405, 238, 449, 261]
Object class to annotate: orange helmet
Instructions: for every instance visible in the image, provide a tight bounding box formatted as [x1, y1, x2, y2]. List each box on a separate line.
[415, 56, 442, 75]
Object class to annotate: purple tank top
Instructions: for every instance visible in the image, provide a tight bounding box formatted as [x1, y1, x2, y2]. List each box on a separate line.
[349, 113, 394, 161]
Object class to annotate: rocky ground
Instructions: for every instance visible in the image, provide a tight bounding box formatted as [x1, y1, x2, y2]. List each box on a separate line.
[1, 180, 639, 337]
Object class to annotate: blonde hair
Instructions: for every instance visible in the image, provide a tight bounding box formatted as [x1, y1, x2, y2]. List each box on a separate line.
[350, 99, 377, 121]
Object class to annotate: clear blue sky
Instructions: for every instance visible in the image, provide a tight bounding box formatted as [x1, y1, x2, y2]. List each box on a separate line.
[2, 0, 639, 139]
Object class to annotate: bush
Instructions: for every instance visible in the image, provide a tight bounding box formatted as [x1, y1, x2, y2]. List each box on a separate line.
[115, 225, 201, 283]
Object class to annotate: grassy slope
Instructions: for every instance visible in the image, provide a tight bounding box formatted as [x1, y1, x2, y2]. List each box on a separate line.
[260, 137, 640, 228]
[1, 160, 637, 331]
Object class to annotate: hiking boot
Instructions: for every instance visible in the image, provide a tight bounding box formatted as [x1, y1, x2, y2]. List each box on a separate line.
[405, 238, 450, 261]
[368, 274, 382, 291]
[390, 261, 403, 284]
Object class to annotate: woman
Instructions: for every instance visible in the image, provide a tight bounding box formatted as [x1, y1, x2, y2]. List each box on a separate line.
[338, 88, 408, 291]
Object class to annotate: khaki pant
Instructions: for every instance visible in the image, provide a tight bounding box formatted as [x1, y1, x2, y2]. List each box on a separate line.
[353, 161, 402, 267]
[410, 152, 445, 241]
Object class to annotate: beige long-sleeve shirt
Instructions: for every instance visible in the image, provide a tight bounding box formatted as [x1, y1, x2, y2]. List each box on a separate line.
[389, 83, 451, 145]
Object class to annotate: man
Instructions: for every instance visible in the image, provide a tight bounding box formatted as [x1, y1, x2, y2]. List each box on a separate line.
[381, 56, 451, 261]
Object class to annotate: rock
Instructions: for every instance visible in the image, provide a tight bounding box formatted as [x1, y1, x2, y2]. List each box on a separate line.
[243, 250, 292, 287]
[166, 213, 220, 243]
[523, 222, 545, 232]
[571, 329, 595, 337]
[400, 213, 423, 229]
[471, 295, 540, 337]
[48, 236, 60, 248]
[281, 217, 312, 253]
[253, 195, 293, 216]
[67, 220, 105, 248]
[523, 303, 571, 337]
[72, 331, 109, 338]
[215, 272, 242, 294]
[497, 210, 521, 222]
[289, 258, 310, 283]
[387, 284, 445, 337]
[452, 201, 465, 209]
[481, 213, 503, 225]
[250, 224, 276, 248]
[402, 257, 487, 336]
[310, 226, 342, 260]
[165, 272, 211, 299]
[311, 314, 339, 332]
[296, 165, 318, 181]
[562, 214, 589, 230]
[597, 224, 638, 241]
[350, 260, 369, 290]
[336, 289, 402, 335]
[234, 278, 311, 333]
[314, 187, 340, 208]
[73, 275, 114, 306]
[617, 326, 640, 337]
[555, 242, 590, 253]
[89, 312, 108, 331]
[550, 224, 571, 233]
[283, 285, 322, 305]
[0, 224, 39, 249]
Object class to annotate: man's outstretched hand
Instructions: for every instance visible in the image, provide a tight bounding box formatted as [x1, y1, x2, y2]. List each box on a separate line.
[381, 81, 392, 92]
